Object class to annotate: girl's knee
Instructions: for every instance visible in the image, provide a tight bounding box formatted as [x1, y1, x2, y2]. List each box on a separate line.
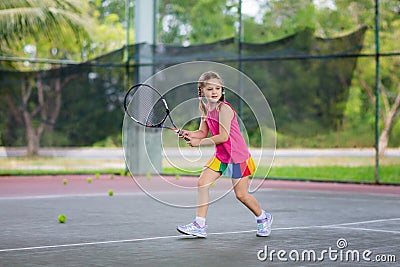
[198, 177, 211, 188]
[198, 169, 220, 188]
[235, 191, 249, 203]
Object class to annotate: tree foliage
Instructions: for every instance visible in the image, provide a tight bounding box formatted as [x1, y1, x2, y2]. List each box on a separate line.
[0, 0, 90, 58]
[1, 0, 399, 154]
[158, 0, 237, 45]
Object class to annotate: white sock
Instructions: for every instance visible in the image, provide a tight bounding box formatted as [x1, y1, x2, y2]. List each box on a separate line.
[195, 216, 206, 227]
[255, 210, 266, 220]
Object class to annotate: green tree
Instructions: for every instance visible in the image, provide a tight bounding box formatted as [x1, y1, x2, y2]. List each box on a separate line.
[158, 0, 237, 45]
[88, 0, 134, 54]
[317, 0, 400, 152]
[89, 0, 126, 25]
[354, 0, 400, 153]
[0, 0, 89, 57]
[240, 0, 399, 151]
[230, 0, 320, 43]
[0, 0, 91, 156]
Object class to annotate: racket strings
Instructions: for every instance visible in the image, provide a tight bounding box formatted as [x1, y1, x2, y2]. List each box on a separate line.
[127, 86, 168, 126]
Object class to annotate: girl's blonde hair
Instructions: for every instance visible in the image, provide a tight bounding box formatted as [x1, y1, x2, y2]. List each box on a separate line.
[197, 71, 225, 120]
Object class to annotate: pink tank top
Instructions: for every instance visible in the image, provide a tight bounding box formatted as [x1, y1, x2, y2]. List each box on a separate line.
[206, 102, 251, 163]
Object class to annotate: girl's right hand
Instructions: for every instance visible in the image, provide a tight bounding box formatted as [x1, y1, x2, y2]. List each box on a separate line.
[179, 129, 191, 139]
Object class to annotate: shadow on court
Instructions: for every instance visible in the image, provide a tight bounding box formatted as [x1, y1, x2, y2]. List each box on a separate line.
[0, 175, 399, 266]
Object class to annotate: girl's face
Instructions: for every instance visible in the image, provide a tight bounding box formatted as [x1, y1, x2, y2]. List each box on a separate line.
[201, 78, 223, 103]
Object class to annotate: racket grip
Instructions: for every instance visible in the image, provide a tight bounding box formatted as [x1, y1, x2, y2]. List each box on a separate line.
[176, 129, 190, 141]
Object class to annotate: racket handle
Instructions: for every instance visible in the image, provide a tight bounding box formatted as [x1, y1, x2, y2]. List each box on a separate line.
[176, 129, 190, 141]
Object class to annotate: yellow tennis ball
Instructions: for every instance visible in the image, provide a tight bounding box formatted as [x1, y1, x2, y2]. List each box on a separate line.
[58, 214, 66, 223]
[146, 172, 151, 180]
[95, 173, 100, 179]
[87, 177, 92, 184]
[62, 179, 68, 185]
[211, 182, 216, 188]
[175, 174, 180, 180]
[108, 190, 114, 196]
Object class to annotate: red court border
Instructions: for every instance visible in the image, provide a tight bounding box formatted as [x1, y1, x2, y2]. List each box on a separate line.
[0, 175, 399, 198]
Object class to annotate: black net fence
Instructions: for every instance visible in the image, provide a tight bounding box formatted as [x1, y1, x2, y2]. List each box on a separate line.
[1, 25, 399, 183]
[0, 27, 366, 151]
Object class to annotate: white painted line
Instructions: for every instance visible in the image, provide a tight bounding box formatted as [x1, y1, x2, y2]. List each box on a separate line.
[325, 226, 400, 234]
[1, 218, 398, 253]
[0, 235, 183, 253]
[0, 227, 315, 253]
[209, 229, 255, 235]
[264, 191, 400, 201]
[0, 192, 144, 200]
[323, 217, 400, 227]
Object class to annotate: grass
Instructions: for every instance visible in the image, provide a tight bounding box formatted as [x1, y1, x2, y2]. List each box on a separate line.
[1, 156, 399, 185]
[265, 165, 400, 184]
[162, 165, 400, 185]
[0, 157, 124, 169]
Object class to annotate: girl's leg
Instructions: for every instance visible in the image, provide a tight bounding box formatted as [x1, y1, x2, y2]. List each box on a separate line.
[231, 176, 262, 216]
[232, 176, 273, 237]
[177, 167, 220, 237]
[196, 167, 221, 218]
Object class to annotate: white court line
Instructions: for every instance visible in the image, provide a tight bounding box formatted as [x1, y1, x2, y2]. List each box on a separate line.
[264, 191, 400, 202]
[0, 226, 321, 253]
[0, 192, 145, 200]
[1, 217, 399, 253]
[325, 226, 400, 235]
[2, 188, 399, 200]
[323, 217, 400, 227]
[0, 235, 183, 253]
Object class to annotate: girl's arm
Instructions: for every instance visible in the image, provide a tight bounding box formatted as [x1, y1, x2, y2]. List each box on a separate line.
[187, 103, 233, 147]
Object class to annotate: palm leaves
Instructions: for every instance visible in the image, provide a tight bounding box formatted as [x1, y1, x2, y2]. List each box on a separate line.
[0, 0, 90, 48]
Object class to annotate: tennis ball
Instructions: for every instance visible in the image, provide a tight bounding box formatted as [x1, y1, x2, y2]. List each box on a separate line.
[62, 179, 68, 185]
[108, 190, 114, 196]
[58, 214, 66, 223]
[119, 171, 125, 177]
[146, 172, 151, 180]
[211, 182, 216, 188]
[95, 173, 100, 179]
[87, 177, 92, 184]
[175, 174, 180, 180]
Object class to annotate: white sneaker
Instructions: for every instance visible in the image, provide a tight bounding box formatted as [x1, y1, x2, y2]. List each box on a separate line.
[177, 221, 207, 238]
[256, 213, 273, 237]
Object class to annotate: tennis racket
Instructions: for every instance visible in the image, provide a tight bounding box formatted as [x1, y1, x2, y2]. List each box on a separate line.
[123, 83, 188, 140]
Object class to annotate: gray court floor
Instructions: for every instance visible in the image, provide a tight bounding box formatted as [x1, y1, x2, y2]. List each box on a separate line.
[0, 188, 399, 266]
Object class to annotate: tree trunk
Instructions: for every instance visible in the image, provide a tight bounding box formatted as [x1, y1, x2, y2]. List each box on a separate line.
[20, 77, 45, 157]
[23, 112, 40, 157]
[26, 127, 40, 157]
[378, 91, 400, 157]
[10, 73, 67, 156]
[378, 126, 389, 157]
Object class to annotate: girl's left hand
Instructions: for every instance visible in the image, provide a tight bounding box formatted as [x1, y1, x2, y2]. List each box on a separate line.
[186, 137, 201, 147]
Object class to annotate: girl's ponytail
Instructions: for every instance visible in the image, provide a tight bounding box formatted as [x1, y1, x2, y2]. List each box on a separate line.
[198, 92, 208, 121]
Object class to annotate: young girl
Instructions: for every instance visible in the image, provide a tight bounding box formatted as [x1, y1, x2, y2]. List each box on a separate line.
[177, 71, 272, 238]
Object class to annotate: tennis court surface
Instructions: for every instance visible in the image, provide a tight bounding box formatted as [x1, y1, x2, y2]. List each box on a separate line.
[0, 175, 399, 266]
